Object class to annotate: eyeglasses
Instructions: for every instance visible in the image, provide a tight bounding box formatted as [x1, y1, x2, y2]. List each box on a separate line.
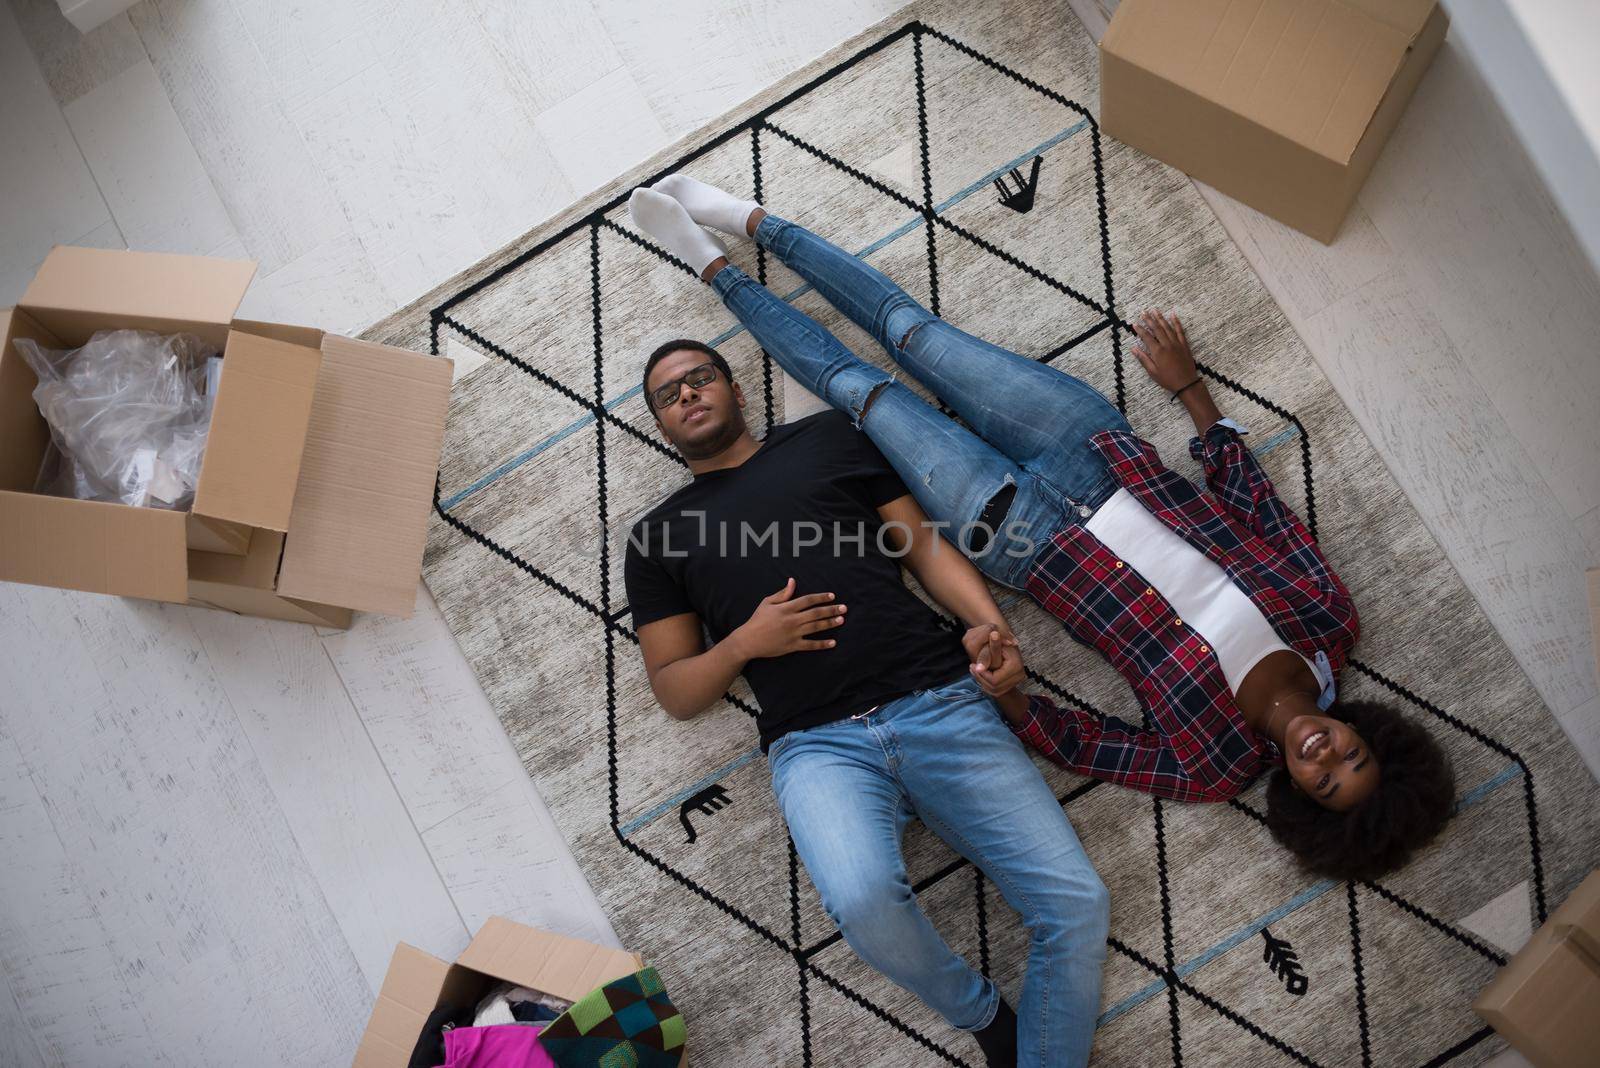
[648, 361, 720, 411]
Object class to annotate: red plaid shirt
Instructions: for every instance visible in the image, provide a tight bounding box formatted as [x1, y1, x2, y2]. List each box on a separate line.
[1013, 422, 1359, 802]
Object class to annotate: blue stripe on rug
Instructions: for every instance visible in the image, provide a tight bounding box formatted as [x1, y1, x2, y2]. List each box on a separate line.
[618, 747, 765, 838]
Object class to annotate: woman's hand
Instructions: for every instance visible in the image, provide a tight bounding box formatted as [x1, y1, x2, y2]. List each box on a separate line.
[962, 623, 1025, 696]
[993, 687, 1030, 726]
[1130, 309, 1197, 391]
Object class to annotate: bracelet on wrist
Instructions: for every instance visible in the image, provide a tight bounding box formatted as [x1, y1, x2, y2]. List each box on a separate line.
[1168, 376, 1203, 405]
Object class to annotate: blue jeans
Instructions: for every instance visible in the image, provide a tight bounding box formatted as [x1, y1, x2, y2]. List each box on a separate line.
[711, 214, 1133, 588]
[769, 675, 1109, 1066]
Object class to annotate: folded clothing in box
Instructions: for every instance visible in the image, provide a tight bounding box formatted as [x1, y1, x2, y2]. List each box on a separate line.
[356, 916, 687, 1068]
[436, 1024, 555, 1068]
[407, 984, 572, 1068]
[537, 967, 684, 1068]
[406, 970, 682, 1068]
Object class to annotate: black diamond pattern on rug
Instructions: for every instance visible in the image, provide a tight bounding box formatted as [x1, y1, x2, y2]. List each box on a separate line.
[421, 21, 1547, 1066]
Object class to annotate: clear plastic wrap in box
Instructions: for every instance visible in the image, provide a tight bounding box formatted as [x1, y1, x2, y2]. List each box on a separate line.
[15, 329, 222, 511]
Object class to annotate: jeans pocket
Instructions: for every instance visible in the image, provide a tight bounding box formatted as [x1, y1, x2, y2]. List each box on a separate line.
[924, 674, 980, 703]
[767, 731, 794, 764]
[767, 720, 825, 767]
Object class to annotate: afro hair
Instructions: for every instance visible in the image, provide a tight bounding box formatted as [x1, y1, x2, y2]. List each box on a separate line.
[1264, 700, 1455, 883]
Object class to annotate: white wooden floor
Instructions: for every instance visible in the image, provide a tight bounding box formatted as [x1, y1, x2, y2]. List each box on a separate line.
[0, 0, 1595, 1064]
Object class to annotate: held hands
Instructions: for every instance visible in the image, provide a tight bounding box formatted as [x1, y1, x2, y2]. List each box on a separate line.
[731, 578, 847, 660]
[1129, 309, 1197, 391]
[963, 624, 1026, 697]
[730, 586, 1028, 707]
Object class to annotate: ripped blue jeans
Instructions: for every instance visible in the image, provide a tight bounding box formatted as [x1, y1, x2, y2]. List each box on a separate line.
[711, 214, 1131, 589]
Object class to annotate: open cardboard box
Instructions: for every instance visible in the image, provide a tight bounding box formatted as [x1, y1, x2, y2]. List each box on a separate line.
[1474, 871, 1600, 1068]
[356, 916, 687, 1068]
[0, 246, 450, 627]
[1100, 0, 1449, 243]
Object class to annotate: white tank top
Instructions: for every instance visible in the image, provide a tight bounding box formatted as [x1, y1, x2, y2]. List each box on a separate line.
[1084, 488, 1313, 694]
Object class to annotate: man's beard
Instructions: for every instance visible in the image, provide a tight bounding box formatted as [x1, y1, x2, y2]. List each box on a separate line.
[675, 414, 745, 461]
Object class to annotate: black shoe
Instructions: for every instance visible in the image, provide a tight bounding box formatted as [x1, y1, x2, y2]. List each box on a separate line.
[971, 999, 1018, 1068]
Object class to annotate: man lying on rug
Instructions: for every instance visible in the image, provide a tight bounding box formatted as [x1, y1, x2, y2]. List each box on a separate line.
[623, 238, 1107, 1062]
[627, 178, 1456, 893]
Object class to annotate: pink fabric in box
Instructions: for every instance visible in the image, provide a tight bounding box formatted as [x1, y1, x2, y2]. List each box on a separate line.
[441, 1024, 554, 1068]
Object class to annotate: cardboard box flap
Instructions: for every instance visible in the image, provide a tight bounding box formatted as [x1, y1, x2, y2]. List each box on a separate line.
[192, 331, 321, 531]
[187, 529, 285, 591]
[354, 943, 453, 1068]
[1343, 0, 1436, 35]
[1474, 928, 1600, 1067]
[19, 247, 255, 348]
[1551, 869, 1600, 961]
[231, 320, 325, 349]
[275, 335, 450, 617]
[0, 491, 188, 602]
[1102, 0, 1429, 163]
[1, 308, 60, 492]
[378, 943, 453, 1016]
[456, 916, 644, 1002]
[187, 529, 352, 628]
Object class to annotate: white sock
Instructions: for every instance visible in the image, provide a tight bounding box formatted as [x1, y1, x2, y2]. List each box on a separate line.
[628, 188, 728, 277]
[653, 173, 761, 239]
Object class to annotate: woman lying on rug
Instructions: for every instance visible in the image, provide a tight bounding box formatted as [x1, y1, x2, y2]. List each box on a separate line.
[629, 176, 1454, 886]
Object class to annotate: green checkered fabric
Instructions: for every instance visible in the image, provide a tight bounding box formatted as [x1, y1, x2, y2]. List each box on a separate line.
[538, 968, 685, 1068]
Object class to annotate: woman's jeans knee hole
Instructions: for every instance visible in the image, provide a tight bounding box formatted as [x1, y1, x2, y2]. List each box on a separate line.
[970, 481, 1017, 553]
[854, 379, 891, 426]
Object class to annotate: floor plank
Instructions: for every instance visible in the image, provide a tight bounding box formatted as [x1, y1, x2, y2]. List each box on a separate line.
[0, 584, 373, 1065]
[234, 229, 394, 336]
[320, 586, 617, 946]
[459, 0, 624, 118]
[66, 215, 126, 251]
[1557, 695, 1600, 781]
[0, 977, 44, 1068]
[1287, 257, 1598, 722]
[591, 0, 907, 138]
[62, 58, 239, 256]
[534, 65, 670, 199]
[290, 59, 488, 309]
[363, 0, 576, 255]
[1578, 506, 1600, 570]
[225, 0, 385, 118]
[0, 724, 152, 1063]
[1361, 44, 1600, 525]
[129, 0, 349, 273]
[420, 776, 619, 949]
[0, 0, 110, 306]
[4, 0, 144, 106]
[194, 610, 470, 994]
[0, 729, 87, 1068]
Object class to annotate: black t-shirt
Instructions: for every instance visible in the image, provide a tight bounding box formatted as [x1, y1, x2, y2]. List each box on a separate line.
[624, 410, 969, 749]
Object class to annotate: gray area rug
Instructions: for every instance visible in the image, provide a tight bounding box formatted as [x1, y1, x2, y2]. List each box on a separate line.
[364, 1, 1600, 1063]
